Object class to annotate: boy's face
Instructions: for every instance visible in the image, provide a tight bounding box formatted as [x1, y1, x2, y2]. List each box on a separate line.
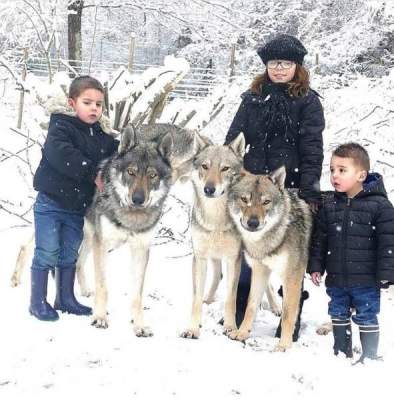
[330, 155, 367, 197]
[68, 88, 104, 125]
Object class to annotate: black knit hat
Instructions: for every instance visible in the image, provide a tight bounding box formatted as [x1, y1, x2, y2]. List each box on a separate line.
[257, 34, 307, 65]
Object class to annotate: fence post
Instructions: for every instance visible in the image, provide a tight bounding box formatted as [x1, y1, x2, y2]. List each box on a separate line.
[17, 47, 28, 129]
[315, 53, 320, 74]
[229, 43, 236, 81]
[128, 33, 136, 73]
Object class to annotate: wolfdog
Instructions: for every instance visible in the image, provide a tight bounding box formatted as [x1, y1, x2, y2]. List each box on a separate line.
[227, 167, 312, 351]
[11, 123, 202, 337]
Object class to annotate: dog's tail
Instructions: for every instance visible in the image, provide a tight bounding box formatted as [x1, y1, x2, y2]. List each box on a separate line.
[11, 235, 34, 287]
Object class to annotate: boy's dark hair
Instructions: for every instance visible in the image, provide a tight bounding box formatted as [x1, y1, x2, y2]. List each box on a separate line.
[68, 75, 104, 99]
[333, 142, 370, 171]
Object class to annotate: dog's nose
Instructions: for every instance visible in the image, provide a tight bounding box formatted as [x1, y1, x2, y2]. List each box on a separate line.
[132, 190, 145, 206]
[247, 216, 260, 230]
[204, 185, 216, 196]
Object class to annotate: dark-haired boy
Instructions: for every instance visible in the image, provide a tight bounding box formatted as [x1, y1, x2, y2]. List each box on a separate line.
[29, 76, 118, 321]
[308, 142, 394, 362]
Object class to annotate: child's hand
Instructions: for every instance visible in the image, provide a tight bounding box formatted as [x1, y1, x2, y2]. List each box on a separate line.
[311, 272, 321, 286]
[94, 172, 104, 192]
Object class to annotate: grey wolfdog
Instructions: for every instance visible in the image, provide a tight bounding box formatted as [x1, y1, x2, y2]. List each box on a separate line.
[11, 123, 202, 337]
[227, 167, 312, 351]
[180, 133, 279, 339]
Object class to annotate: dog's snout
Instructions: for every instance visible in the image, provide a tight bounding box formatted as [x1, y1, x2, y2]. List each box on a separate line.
[132, 190, 145, 206]
[204, 185, 216, 196]
[247, 216, 260, 230]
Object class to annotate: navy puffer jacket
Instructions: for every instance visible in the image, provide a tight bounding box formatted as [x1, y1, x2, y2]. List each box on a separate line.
[34, 113, 118, 212]
[225, 84, 324, 202]
[308, 173, 394, 287]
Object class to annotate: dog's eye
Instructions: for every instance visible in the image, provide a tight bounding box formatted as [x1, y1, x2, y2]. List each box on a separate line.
[149, 172, 157, 179]
[263, 199, 271, 206]
[127, 168, 136, 176]
[241, 196, 248, 204]
[201, 164, 208, 170]
[221, 166, 230, 172]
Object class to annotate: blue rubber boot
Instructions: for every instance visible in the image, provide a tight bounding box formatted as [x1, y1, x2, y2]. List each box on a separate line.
[54, 267, 92, 316]
[29, 269, 59, 321]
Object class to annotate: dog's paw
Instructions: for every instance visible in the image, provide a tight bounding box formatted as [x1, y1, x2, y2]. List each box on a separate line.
[10, 275, 21, 287]
[179, 328, 200, 339]
[316, 322, 332, 335]
[228, 329, 250, 342]
[80, 288, 94, 298]
[91, 315, 109, 329]
[223, 324, 237, 336]
[133, 326, 153, 338]
[203, 296, 215, 305]
[273, 342, 290, 352]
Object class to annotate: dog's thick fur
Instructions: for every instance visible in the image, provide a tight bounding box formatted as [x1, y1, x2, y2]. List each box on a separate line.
[227, 167, 312, 351]
[11, 123, 201, 336]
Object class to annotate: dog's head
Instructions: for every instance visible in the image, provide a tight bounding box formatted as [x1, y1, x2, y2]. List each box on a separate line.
[191, 133, 245, 198]
[108, 125, 173, 209]
[228, 166, 287, 232]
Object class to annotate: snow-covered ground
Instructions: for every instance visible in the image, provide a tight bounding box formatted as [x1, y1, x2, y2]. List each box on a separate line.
[1, 69, 394, 399]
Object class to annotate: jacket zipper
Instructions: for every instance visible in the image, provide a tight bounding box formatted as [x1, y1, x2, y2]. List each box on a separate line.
[341, 197, 352, 286]
[90, 127, 94, 136]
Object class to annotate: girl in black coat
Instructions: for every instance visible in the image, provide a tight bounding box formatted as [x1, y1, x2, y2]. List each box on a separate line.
[225, 34, 325, 337]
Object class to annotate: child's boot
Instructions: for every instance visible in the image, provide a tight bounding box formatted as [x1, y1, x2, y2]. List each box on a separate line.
[29, 269, 59, 321]
[54, 267, 92, 315]
[356, 325, 381, 363]
[332, 319, 353, 358]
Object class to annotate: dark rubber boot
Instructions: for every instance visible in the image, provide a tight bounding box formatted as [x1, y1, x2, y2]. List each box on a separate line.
[275, 286, 309, 342]
[235, 257, 251, 328]
[332, 319, 353, 358]
[54, 267, 92, 316]
[29, 269, 59, 321]
[356, 326, 381, 363]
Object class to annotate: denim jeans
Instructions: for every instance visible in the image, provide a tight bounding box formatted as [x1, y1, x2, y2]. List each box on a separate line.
[326, 286, 380, 326]
[31, 192, 84, 271]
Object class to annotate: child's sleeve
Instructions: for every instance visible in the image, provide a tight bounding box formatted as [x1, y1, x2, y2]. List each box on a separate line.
[307, 207, 327, 275]
[224, 98, 248, 145]
[376, 200, 394, 283]
[43, 121, 97, 183]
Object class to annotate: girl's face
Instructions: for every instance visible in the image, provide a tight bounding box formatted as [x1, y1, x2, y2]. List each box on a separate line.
[266, 60, 296, 83]
[68, 88, 104, 124]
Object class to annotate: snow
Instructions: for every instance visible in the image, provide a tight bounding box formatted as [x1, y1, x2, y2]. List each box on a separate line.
[2, 58, 394, 400]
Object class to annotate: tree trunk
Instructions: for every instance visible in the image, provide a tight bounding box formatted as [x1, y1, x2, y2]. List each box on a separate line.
[68, 0, 84, 77]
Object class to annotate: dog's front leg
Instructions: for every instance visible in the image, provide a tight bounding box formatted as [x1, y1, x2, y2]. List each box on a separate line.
[275, 269, 304, 351]
[223, 254, 241, 335]
[203, 258, 222, 304]
[11, 235, 34, 287]
[229, 261, 268, 342]
[91, 236, 109, 328]
[130, 245, 152, 337]
[76, 236, 93, 297]
[180, 254, 208, 339]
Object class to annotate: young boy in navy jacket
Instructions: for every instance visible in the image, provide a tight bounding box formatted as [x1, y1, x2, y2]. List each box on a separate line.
[30, 76, 118, 321]
[308, 143, 394, 362]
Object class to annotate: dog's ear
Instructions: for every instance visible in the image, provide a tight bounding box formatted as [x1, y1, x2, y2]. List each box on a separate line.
[158, 132, 173, 161]
[270, 166, 286, 189]
[119, 124, 138, 154]
[227, 133, 245, 159]
[193, 133, 212, 155]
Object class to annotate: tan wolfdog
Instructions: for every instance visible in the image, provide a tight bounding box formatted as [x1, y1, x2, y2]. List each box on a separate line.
[227, 167, 312, 351]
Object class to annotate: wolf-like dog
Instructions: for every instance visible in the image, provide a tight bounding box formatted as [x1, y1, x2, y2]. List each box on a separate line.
[227, 167, 312, 351]
[179, 133, 245, 339]
[11, 123, 202, 336]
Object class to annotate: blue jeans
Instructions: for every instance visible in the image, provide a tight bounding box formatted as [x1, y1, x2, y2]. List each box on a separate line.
[31, 192, 84, 271]
[326, 286, 380, 326]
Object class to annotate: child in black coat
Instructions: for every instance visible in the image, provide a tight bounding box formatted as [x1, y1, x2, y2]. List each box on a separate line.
[309, 143, 394, 362]
[29, 76, 118, 321]
[225, 34, 325, 335]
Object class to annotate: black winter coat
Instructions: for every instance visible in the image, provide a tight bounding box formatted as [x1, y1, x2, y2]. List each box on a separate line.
[225, 84, 324, 202]
[34, 113, 119, 212]
[308, 173, 394, 287]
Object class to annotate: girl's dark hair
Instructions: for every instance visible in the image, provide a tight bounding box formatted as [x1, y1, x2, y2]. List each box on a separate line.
[250, 64, 310, 97]
[68, 75, 104, 99]
[333, 142, 370, 171]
